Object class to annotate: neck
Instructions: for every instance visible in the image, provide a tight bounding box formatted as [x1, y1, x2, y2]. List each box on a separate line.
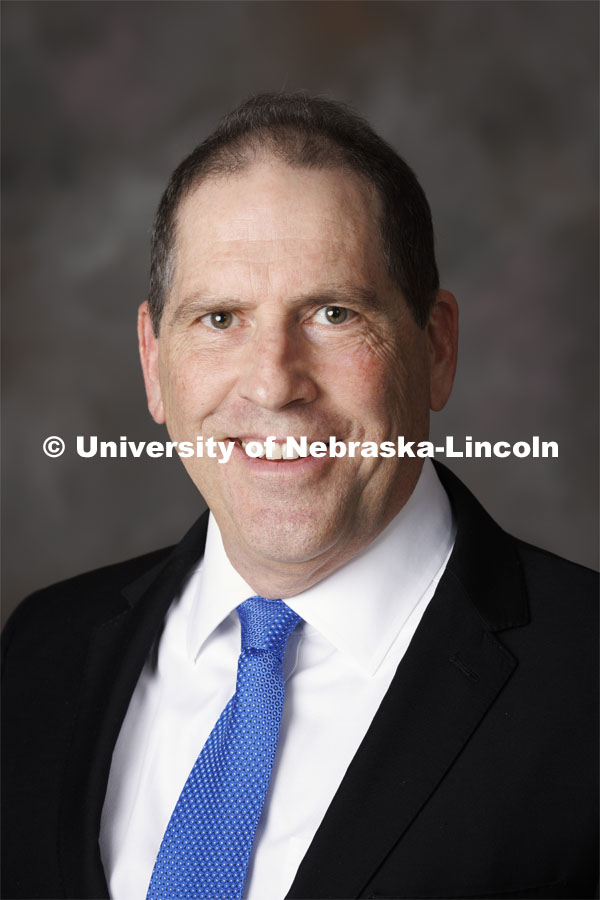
[222, 539, 362, 600]
[213, 461, 425, 599]
[220, 501, 408, 600]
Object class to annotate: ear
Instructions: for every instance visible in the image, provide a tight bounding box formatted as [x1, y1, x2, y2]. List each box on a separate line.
[427, 289, 459, 412]
[138, 302, 166, 424]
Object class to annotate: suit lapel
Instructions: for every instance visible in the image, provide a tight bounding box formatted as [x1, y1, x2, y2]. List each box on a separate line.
[58, 514, 209, 899]
[286, 575, 518, 899]
[287, 465, 529, 899]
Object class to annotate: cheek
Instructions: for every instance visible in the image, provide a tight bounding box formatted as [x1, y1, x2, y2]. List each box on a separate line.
[326, 340, 401, 409]
[158, 347, 231, 431]
[326, 336, 430, 436]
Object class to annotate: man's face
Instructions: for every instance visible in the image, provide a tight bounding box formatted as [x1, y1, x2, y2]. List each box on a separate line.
[139, 159, 456, 589]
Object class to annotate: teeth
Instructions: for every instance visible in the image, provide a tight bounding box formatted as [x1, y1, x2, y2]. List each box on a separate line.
[239, 439, 301, 461]
[240, 440, 266, 458]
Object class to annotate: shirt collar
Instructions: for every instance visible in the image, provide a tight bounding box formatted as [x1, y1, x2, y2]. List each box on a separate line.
[185, 516, 256, 663]
[186, 459, 455, 676]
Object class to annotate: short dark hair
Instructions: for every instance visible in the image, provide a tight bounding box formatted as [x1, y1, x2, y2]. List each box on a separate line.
[149, 92, 439, 334]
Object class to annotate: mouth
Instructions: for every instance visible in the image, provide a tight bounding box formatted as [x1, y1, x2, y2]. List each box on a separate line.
[211, 434, 342, 480]
[220, 434, 328, 468]
[232, 436, 310, 461]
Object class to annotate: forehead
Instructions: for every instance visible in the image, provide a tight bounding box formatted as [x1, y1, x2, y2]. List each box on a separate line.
[170, 160, 390, 300]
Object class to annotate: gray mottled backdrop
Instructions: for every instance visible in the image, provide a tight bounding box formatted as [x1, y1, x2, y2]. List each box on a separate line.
[2, 0, 598, 624]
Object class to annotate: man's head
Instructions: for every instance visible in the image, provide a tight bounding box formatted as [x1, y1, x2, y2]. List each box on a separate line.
[139, 93, 458, 597]
[148, 92, 440, 336]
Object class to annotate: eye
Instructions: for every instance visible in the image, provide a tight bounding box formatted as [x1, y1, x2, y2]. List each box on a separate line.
[201, 311, 238, 330]
[313, 305, 351, 325]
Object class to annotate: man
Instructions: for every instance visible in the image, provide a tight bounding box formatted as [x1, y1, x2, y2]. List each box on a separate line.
[2, 93, 597, 900]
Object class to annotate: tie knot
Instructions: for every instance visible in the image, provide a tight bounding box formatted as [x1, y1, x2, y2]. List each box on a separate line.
[237, 596, 301, 660]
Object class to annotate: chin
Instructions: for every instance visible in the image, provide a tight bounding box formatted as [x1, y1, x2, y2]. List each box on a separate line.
[232, 504, 345, 567]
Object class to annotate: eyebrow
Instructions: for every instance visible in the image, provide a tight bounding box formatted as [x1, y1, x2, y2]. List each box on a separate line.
[166, 295, 244, 329]
[292, 286, 383, 312]
[166, 285, 384, 328]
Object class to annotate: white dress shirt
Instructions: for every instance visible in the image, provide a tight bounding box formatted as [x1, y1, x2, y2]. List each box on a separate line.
[99, 460, 455, 900]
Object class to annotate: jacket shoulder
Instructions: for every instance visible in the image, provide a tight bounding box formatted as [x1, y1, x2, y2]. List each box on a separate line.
[2, 546, 174, 659]
[510, 538, 598, 665]
[515, 538, 598, 605]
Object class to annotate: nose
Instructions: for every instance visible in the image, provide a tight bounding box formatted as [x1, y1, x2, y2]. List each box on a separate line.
[236, 323, 318, 411]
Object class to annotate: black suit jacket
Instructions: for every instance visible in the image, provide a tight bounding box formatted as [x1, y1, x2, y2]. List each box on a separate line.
[2, 465, 598, 900]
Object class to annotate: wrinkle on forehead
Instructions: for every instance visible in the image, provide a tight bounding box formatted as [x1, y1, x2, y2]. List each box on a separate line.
[175, 161, 383, 251]
[177, 210, 377, 258]
[167, 162, 390, 314]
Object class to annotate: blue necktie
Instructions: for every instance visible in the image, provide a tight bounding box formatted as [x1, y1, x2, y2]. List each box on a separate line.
[146, 595, 302, 900]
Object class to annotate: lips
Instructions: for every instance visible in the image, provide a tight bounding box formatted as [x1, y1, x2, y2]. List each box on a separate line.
[232, 436, 318, 461]
[211, 432, 337, 464]
[240, 439, 299, 460]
